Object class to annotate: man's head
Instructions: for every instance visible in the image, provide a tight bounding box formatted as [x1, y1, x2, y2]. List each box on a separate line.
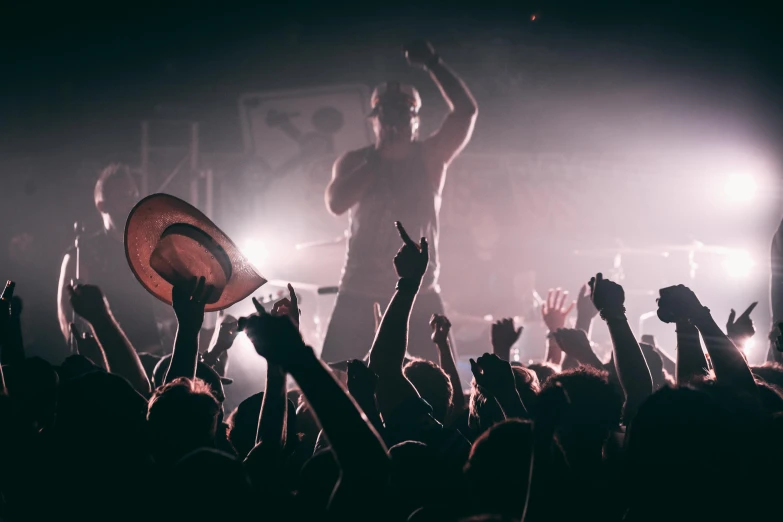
[94, 164, 139, 234]
[147, 377, 221, 466]
[370, 81, 421, 145]
[534, 365, 623, 450]
[404, 358, 453, 422]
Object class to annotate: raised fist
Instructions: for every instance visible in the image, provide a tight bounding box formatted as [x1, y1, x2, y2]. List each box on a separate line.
[469, 353, 516, 398]
[67, 283, 111, 325]
[404, 40, 437, 69]
[588, 273, 625, 316]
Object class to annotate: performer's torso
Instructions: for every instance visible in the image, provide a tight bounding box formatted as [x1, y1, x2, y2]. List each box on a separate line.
[74, 231, 168, 353]
[340, 143, 441, 298]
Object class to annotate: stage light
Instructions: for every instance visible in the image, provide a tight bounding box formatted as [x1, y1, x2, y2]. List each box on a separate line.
[722, 250, 754, 278]
[723, 173, 757, 203]
[742, 338, 755, 354]
[241, 239, 269, 269]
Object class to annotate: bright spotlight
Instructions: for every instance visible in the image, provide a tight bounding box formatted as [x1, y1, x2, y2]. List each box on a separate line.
[722, 250, 754, 278]
[723, 173, 757, 203]
[742, 338, 755, 354]
[241, 239, 269, 269]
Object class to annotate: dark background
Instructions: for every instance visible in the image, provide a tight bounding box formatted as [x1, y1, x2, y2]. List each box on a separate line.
[1, 1, 781, 366]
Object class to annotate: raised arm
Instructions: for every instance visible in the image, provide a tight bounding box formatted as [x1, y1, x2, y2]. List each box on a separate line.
[541, 288, 575, 366]
[68, 283, 150, 396]
[165, 276, 213, 384]
[239, 307, 389, 485]
[470, 353, 528, 419]
[325, 148, 377, 216]
[368, 222, 429, 417]
[674, 321, 708, 384]
[0, 282, 25, 367]
[57, 253, 76, 343]
[406, 41, 478, 171]
[552, 328, 604, 370]
[255, 285, 299, 453]
[0, 281, 15, 393]
[590, 273, 653, 419]
[431, 314, 466, 417]
[660, 285, 757, 397]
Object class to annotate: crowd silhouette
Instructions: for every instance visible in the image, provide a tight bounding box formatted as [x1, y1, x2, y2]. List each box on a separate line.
[3, 217, 783, 521]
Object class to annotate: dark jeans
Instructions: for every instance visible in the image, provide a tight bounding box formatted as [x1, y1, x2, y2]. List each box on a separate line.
[321, 289, 451, 363]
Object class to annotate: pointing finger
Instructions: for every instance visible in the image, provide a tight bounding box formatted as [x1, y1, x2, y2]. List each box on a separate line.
[740, 302, 758, 319]
[395, 221, 416, 248]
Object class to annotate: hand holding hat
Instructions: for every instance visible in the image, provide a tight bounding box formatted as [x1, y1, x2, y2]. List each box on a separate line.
[125, 194, 266, 311]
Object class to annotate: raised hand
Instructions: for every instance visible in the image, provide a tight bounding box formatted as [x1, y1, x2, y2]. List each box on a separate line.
[726, 302, 758, 345]
[469, 353, 516, 397]
[552, 328, 599, 365]
[491, 318, 523, 361]
[270, 283, 301, 330]
[239, 297, 310, 370]
[656, 284, 707, 325]
[430, 314, 451, 345]
[588, 273, 625, 318]
[575, 284, 599, 327]
[393, 221, 429, 282]
[172, 276, 213, 334]
[541, 288, 575, 331]
[67, 283, 111, 325]
[404, 40, 437, 69]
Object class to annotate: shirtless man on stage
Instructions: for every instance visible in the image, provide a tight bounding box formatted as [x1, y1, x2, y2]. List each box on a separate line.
[323, 40, 478, 362]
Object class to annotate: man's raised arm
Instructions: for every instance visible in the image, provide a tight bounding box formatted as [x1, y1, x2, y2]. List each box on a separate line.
[407, 41, 478, 170]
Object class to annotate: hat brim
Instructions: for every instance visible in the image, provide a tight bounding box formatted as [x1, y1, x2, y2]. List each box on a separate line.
[125, 193, 266, 312]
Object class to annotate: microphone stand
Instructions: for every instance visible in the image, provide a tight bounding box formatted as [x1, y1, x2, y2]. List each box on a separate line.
[69, 221, 84, 354]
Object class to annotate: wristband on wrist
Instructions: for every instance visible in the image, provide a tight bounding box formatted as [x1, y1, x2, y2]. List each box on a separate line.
[599, 307, 627, 322]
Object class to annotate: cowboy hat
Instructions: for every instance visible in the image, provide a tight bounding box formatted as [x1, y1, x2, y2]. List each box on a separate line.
[124, 193, 266, 312]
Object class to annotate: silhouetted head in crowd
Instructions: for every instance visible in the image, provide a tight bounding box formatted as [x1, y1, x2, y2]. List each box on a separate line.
[535, 365, 622, 457]
[55, 370, 147, 451]
[167, 448, 253, 520]
[225, 391, 298, 458]
[755, 378, 783, 414]
[152, 355, 226, 403]
[405, 358, 453, 422]
[752, 362, 783, 388]
[526, 362, 557, 386]
[388, 441, 456, 519]
[94, 163, 139, 239]
[464, 419, 533, 520]
[469, 366, 539, 434]
[147, 377, 220, 466]
[297, 450, 341, 517]
[4, 356, 59, 434]
[625, 385, 752, 521]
